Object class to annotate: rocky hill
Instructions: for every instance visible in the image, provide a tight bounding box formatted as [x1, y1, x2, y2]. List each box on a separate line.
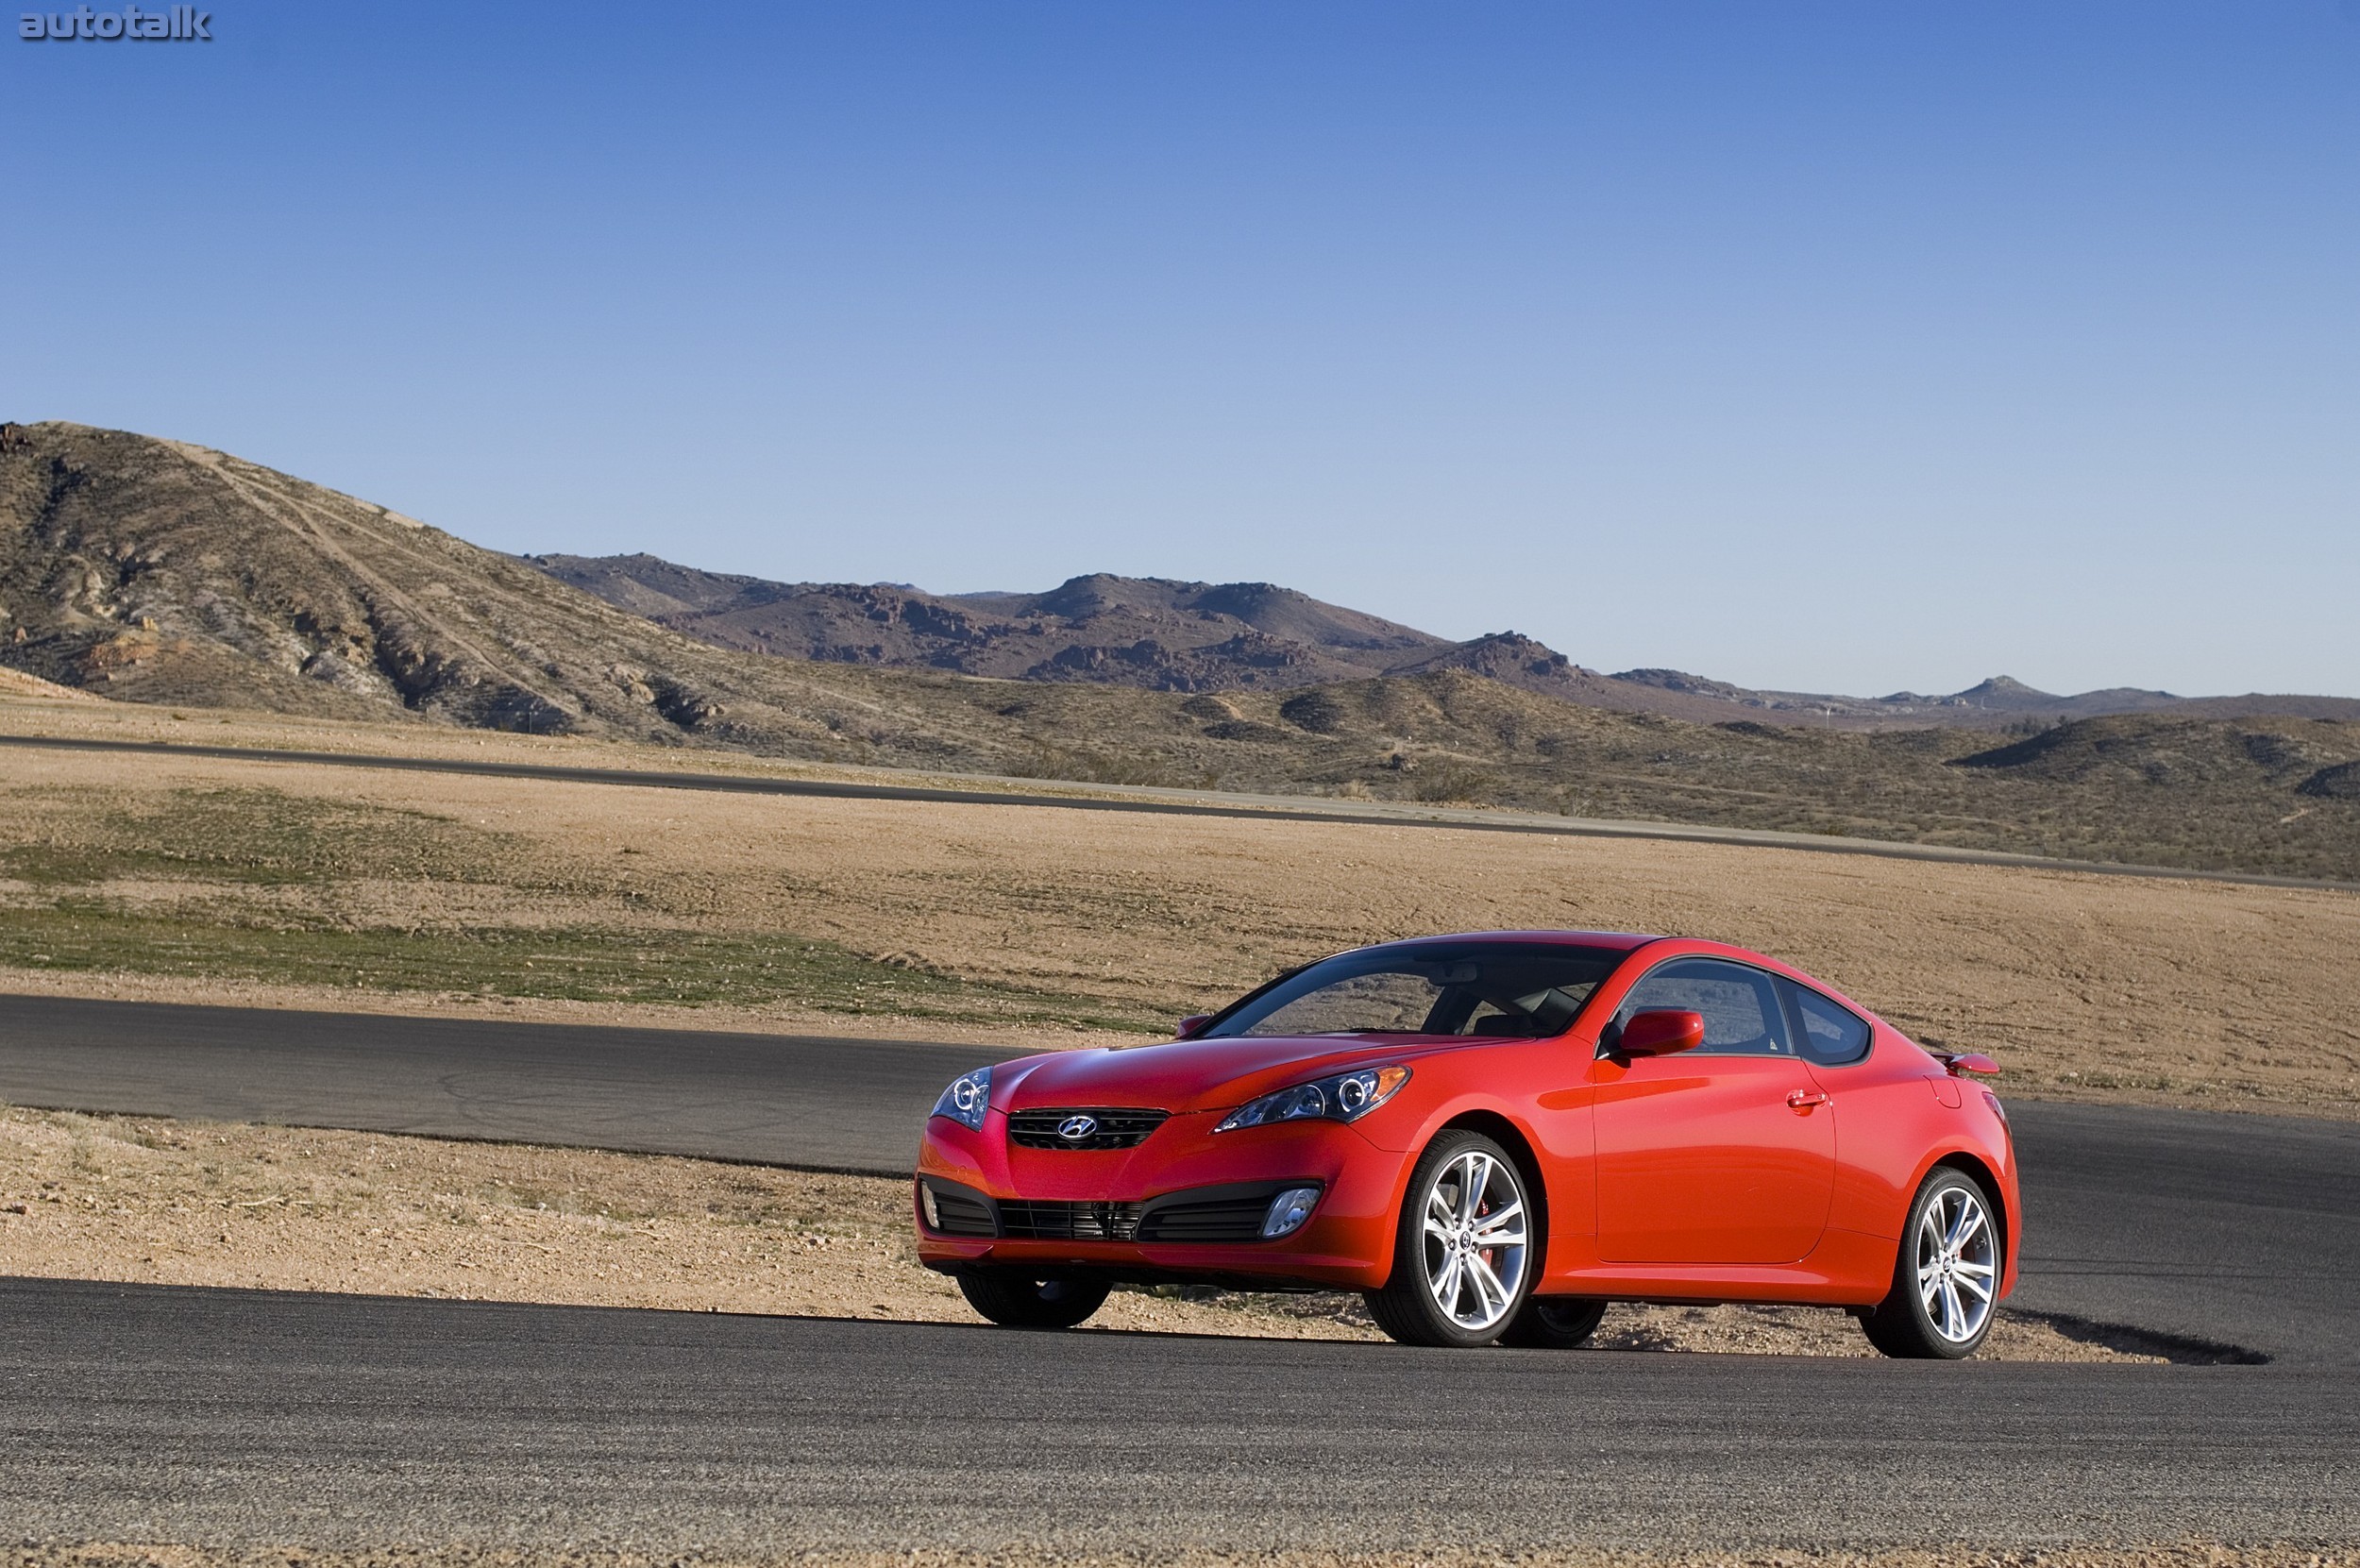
[523, 555, 1458, 691]
[533, 553, 1799, 723]
[529, 550, 2360, 732]
[0, 421, 1025, 762]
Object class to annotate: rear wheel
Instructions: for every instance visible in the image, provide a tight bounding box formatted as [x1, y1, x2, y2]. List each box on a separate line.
[1862, 1168, 2000, 1358]
[1365, 1131, 1535, 1347]
[1500, 1294, 1607, 1349]
[956, 1270, 1110, 1329]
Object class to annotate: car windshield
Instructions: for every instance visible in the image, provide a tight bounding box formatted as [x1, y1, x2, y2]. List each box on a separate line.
[1201, 941, 1627, 1040]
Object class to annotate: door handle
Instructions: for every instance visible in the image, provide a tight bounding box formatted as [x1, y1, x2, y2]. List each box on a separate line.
[1786, 1088, 1830, 1111]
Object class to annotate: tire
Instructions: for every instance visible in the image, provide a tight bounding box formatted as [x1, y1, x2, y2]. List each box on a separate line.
[1500, 1294, 1608, 1349]
[1862, 1168, 2001, 1359]
[1364, 1131, 1536, 1347]
[955, 1270, 1111, 1329]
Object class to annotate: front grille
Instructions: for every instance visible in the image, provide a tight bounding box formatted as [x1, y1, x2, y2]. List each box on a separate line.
[1136, 1191, 1275, 1243]
[1007, 1107, 1171, 1151]
[926, 1185, 996, 1239]
[998, 1199, 1145, 1241]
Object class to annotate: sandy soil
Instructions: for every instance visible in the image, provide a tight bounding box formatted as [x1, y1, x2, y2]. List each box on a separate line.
[0, 1105, 2170, 1361]
[2, 701, 2354, 1118]
[16, 1543, 2356, 1568]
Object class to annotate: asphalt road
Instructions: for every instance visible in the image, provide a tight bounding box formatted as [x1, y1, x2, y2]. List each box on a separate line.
[6, 731, 2349, 891]
[1999, 1098, 2360, 1362]
[2, 1276, 2353, 1553]
[0, 992, 993, 1175]
[3, 995, 2356, 1549]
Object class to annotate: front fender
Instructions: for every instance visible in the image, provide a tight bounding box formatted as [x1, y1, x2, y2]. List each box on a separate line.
[1377, 1085, 1593, 1290]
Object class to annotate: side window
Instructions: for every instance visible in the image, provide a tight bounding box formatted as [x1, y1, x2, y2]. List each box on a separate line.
[1782, 979, 1873, 1067]
[1614, 959, 1791, 1056]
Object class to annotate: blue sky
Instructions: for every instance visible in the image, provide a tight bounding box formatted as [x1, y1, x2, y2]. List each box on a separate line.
[7, 2, 2356, 698]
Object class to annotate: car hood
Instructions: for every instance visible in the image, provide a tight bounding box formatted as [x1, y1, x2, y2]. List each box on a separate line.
[997, 1033, 1462, 1115]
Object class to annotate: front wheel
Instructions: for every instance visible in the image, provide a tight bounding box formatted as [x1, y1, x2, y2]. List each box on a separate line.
[1364, 1131, 1536, 1347]
[956, 1270, 1110, 1329]
[1862, 1168, 2000, 1358]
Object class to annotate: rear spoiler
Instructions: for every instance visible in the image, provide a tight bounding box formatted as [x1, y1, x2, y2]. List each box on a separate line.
[1930, 1050, 2000, 1077]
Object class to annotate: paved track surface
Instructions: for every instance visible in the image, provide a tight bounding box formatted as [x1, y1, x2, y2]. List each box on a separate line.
[1, 1278, 2352, 1552]
[2003, 1099, 2359, 1362]
[7, 732, 2350, 891]
[3, 996, 2356, 1549]
[0, 993, 995, 1175]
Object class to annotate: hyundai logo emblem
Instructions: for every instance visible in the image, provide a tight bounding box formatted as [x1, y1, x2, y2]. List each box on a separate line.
[1057, 1115, 1100, 1142]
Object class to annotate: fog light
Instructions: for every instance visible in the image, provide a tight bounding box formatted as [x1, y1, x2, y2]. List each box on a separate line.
[918, 1182, 941, 1230]
[1262, 1186, 1321, 1239]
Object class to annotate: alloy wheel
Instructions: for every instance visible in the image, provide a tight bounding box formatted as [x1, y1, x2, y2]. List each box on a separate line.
[1420, 1148, 1529, 1334]
[1913, 1182, 1997, 1344]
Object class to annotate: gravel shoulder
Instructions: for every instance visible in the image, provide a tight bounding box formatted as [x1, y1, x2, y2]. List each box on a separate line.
[0, 1104, 2171, 1362]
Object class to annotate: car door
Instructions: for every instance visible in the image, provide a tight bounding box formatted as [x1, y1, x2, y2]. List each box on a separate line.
[1592, 957, 1836, 1265]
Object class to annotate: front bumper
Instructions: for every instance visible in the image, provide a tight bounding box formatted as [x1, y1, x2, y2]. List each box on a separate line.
[914, 1107, 1405, 1291]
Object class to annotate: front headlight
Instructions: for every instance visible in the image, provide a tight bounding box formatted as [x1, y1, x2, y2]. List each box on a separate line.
[1213, 1066, 1409, 1133]
[930, 1067, 993, 1132]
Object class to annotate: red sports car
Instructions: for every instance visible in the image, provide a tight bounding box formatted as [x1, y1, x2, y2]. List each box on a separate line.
[914, 931, 2017, 1358]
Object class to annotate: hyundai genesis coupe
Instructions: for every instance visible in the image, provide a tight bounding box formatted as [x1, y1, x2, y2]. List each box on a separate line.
[915, 930, 2016, 1357]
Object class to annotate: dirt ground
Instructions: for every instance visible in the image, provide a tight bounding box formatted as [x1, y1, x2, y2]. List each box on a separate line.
[15, 1543, 2356, 1568]
[1, 696, 2354, 1118]
[0, 1104, 2179, 1361]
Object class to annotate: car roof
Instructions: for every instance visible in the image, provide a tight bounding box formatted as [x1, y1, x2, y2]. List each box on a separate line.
[1374, 929, 1662, 953]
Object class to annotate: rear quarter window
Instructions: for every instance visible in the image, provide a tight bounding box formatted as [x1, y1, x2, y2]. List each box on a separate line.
[1781, 979, 1873, 1067]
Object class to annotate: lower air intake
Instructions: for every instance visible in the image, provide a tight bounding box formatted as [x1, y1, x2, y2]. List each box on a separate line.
[998, 1200, 1146, 1241]
[927, 1186, 996, 1239]
[1135, 1192, 1274, 1243]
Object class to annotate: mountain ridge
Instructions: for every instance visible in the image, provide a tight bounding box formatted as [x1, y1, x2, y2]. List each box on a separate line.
[526, 550, 2360, 730]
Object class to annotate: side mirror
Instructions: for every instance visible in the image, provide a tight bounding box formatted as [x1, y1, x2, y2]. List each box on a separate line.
[1175, 1014, 1213, 1040]
[1617, 1009, 1706, 1057]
